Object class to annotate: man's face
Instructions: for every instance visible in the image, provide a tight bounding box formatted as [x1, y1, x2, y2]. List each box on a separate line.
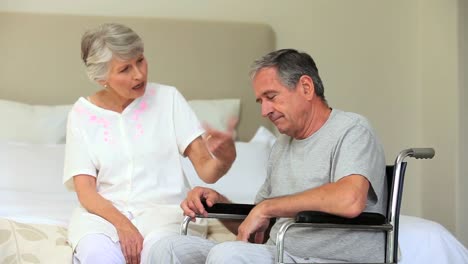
[253, 67, 307, 137]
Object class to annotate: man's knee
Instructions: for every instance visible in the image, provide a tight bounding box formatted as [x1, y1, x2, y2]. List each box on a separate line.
[149, 235, 193, 263]
[74, 234, 124, 264]
[150, 235, 215, 264]
[207, 242, 248, 263]
[149, 235, 179, 259]
[207, 241, 275, 264]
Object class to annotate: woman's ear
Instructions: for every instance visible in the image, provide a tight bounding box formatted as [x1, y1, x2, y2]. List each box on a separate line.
[97, 80, 107, 88]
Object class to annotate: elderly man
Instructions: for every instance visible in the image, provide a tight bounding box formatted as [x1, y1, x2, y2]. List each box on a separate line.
[150, 49, 387, 263]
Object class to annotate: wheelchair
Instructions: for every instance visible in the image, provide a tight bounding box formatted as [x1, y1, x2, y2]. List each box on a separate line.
[181, 148, 435, 264]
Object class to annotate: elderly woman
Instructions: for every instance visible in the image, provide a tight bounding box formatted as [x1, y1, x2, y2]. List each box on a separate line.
[63, 23, 236, 264]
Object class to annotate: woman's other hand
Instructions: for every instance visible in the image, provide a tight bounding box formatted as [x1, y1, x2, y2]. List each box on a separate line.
[74, 175, 144, 264]
[116, 220, 144, 264]
[203, 117, 238, 165]
[185, 117, 238, 184]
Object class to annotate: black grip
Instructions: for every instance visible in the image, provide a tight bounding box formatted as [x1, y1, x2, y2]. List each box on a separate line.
[295, 211, 386, 225]
[202, 201, 255, 215]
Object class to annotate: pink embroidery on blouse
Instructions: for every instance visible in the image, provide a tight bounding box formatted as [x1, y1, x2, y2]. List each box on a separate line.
[133, 100, 148, 138]
[74, 106, 87, 114]
[75, 104, 113, 144]
[140, 101, 147, 110]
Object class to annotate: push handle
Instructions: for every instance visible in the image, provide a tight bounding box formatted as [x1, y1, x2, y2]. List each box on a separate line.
[408, 148, 435, 159]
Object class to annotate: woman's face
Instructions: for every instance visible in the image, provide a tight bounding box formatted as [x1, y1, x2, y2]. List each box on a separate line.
[102, 54, 148, 100]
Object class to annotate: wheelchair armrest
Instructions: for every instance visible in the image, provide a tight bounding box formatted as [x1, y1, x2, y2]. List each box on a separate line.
[295, 211, 386, 225]
[194, 202, 256, 220]
[202, 202, 275, 243]
[204, 202, 255, 215]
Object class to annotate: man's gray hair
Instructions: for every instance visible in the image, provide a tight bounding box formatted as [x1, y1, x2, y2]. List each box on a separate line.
[250, 49, 326, 104]
[81, 23, 144, 81]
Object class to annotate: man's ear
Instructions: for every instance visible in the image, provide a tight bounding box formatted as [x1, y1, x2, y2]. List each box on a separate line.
[299, 75, 315, 100]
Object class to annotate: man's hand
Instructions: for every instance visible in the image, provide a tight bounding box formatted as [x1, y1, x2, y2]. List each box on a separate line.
[116, 221, 144, 264]
[236, 203, 271, 244]
[181, 186, 226, 218]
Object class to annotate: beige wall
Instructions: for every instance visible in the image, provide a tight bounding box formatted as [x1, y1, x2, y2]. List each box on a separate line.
[419, 0, 461, 238]
[458, 0, 468, 247]
[1, 0, 465, 245]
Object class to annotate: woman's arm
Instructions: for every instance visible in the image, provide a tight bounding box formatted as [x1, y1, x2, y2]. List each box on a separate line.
[73, 175, 143, 264]
[185, 118, 237, 183]
[184, 135, 235, 183]
[74, 175, 129, 225]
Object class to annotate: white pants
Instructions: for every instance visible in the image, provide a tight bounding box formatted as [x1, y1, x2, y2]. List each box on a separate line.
[73, 230, 179, 264]
[73, 233, 125, 264]
[149, 235, 318, 264]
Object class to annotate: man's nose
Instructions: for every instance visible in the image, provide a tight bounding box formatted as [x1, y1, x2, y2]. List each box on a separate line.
[261, 102, 273, 117]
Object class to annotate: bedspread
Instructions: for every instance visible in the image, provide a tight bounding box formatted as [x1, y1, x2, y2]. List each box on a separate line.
[0, 218, 72, 264]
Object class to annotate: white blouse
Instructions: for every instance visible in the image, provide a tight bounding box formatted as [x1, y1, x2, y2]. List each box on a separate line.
[63, 83, 205, 249]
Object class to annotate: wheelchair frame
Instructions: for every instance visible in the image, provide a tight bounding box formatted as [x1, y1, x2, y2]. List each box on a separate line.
[181, 148, 435, 264]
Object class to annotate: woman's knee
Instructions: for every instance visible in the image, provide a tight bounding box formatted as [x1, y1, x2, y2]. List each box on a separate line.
[74, 233, 124, 263]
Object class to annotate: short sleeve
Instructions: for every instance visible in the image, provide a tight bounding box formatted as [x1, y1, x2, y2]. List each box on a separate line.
[333, 124, 386, 204]
[62, 111, 97, 191]
[172, 89, 205, 156]
[254, 162, 271, 203]
[254, 139, 278, 204]
[254, 178, 270, 204]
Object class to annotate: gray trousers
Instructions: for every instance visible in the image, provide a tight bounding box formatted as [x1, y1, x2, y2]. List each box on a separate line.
[149, 235, 321, 264]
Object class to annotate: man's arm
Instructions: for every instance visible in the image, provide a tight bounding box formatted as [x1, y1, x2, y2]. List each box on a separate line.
[260, 174, 369, 218]
[237, 174, 369, 242]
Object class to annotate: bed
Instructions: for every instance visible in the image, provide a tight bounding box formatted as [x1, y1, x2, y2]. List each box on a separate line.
[1, 11, 467, 264]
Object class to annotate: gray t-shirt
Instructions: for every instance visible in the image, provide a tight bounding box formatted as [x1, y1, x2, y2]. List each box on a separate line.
[255, 109, 387, 263]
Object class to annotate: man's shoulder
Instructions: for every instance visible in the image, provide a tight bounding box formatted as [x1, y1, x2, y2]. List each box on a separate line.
[330, 109, 373, 131]
[332, 109, 369, 124]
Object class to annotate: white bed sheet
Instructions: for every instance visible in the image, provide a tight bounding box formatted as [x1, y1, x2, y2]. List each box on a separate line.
[399, 215, 468, 264]
[0, 190, 78, 227]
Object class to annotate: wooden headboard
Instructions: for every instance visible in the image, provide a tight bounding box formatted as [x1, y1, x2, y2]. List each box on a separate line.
[0, 12, 275, 141]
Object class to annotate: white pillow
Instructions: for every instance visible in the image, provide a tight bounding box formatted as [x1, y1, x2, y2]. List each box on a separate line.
[182, 127, 276, 204]
[0, 98, 236, 144]
[0, 142, 78, 226]
[0, 142, 68, 194]
[249, 126, 276, 147]
[188, 99, 240, 133]
[0, 99, 71, 144]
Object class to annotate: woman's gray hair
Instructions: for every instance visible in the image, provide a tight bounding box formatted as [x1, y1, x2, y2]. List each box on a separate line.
[81, 23, 144, 81]
[250, 49, 326, 104]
